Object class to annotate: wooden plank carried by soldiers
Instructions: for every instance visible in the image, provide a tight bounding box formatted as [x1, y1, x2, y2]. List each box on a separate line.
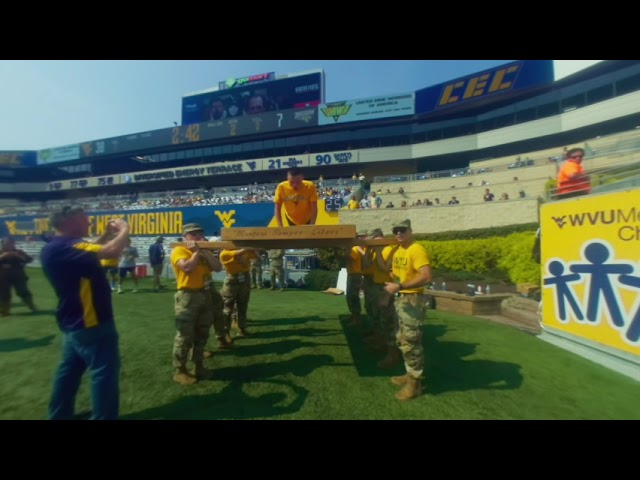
[222, 225, 356, 241]
[221, 225, 358, 249]
[170, 238, 397, 249]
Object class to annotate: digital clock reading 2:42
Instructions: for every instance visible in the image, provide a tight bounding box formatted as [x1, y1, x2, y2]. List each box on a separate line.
[172, 125, 201, 144]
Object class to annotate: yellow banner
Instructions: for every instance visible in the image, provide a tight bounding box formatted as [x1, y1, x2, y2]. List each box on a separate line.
[540, 190, 640, 356]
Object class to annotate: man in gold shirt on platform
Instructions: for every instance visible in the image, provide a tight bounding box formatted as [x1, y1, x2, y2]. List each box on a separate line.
[383, 219, 432, 401]
[170, 223, 223, 385]
[219, 247, 261, 337]
[274, 167, 318, 226]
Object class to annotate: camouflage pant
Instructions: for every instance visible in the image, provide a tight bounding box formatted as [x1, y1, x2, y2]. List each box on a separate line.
[222, 272, 251, 329]
[250, 264, 263, 287]
[346, 273, 363, 315]
[173, 290, 213, 368]
[395, 294, 427, 379]
[362, 275, 374, 325]
[269, 263, 285, 288]
[210, 287, 226, 339]
[370, 283, 399, 346]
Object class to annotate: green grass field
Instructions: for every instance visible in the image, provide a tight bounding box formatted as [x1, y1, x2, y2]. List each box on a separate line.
[1, 268, 639, 420]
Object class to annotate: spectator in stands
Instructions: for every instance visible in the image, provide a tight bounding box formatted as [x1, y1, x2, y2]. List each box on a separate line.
[148, 236, 166, 292]
[400, 200, 408, 208]
[370, 191, 383, 209]
[519, 189, 526, 198]
[170, 223, 222, 384]
[268, 249, 286, 291]
[220, 247, 260, 337]
[483, 188, 495, 201]
[117, 238, 139, 294]
[359, 195, 371, 209]
[434, 198, 440, 205]
[0, 237, 37, 316]
[398, 187, 405, 194]
[385, 201, 395, 208]
[347, 195, 360, 209]
[207, 99, 227, 121]
[500, 193, 510, 201]
[274, 167, 318, 226]
[424, 198, 433, 206]
[448, 196, 459, 205]
[384, 219, 432, 401]
[243, 94, 268, 115]
[41, 208, 130, 419]
[556, 147, 591, 199]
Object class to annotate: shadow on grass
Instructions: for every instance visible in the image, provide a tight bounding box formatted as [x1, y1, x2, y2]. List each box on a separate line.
[424, 324, 523, 395]
[245, 327, 341, 340]
[248, 315, 327, 327]
[122, 379, 309, 420]
[231, 339, 345, 357]
[0, 334, 56, 352]
[342, 319, 523, 392]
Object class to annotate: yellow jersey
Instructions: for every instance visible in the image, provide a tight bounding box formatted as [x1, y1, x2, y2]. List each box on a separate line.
[274, 180, 318, 225]
[391, 242, 430, 294]
[171, 246, 213, 290]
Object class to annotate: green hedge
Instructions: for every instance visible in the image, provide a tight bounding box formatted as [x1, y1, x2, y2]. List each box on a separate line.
[414, 223, 538, 242]
[420, 231, 540, 285]
[304, 270, 340, 291]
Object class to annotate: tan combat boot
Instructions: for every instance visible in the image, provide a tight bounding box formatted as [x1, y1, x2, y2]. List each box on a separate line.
[377, 347, 402, 369]
[391, 374, 411, 386]
[395, 376, 422, 401]
[194, 363, 215, 380]
[173, 367, 197, 385]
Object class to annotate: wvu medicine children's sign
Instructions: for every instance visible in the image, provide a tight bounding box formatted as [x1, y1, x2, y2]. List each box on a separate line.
[541, 189, 640, 357]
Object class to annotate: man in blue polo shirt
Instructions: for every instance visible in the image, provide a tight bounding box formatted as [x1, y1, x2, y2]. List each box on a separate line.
[41, 206, 130, 420]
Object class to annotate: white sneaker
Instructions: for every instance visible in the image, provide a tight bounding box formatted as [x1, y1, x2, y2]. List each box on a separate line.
[117, 289, 123, 294]
[131, 289, 138, 293]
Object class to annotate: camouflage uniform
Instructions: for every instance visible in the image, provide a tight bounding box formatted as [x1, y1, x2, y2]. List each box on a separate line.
[0, 240, 36, 316]
[173, 288, 213, 368]
[221, 272, 251, 331]
[268, 249, 285, 290]
[395, 294, 427, 378]
[250, 254, 264, 288]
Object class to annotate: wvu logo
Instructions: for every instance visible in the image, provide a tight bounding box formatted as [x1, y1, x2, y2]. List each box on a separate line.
[552, 216, 567, 229]
[246, 161, 257, 171]
[215, 210, 236, 228]
[81, 143, 93, 156]
[321, 102, 352, 123]
[5, 221, 17, 235]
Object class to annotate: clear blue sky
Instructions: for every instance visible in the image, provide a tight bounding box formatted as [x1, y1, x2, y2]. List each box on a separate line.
[0, 60, 596, 151]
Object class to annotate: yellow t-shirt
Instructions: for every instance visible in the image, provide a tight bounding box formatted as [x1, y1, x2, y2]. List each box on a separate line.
[274, 180, 318, 225]
[372, 245, 398, 285]
[347, 199, 360, 210]
[171, 246, 213, 290]
[392, 242, 430, 294]
[220, 249, 259, 275]
[100, 257, 118, 268]
[346, 246, 363, 274]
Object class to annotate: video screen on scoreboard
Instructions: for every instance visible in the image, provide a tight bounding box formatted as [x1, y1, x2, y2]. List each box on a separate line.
[182, 72, 324, 125]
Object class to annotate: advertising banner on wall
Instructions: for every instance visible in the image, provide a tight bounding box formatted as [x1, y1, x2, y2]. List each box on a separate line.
[540, 190, 640, 357]
[318, 93, 415, 125]
[37, 144, 80, 165]
[415, 60, 554, 115]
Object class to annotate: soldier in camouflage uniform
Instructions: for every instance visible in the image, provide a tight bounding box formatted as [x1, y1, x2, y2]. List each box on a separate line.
[170, 223, 222, 385]
[267, 249, 286, 291]
[220, 247, 260, 337]
[383, 219, 432, 401]
[250, 250, 265, 289]
[361, 228, 399, 364]
[344, 230, 367, 327]
[0, 237, 37, 316]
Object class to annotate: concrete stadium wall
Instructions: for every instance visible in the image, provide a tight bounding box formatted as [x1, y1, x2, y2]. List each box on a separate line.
[339, 198, 540, 235]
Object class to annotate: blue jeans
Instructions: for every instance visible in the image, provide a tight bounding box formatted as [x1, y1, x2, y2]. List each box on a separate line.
[49, 321, 120, 420]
